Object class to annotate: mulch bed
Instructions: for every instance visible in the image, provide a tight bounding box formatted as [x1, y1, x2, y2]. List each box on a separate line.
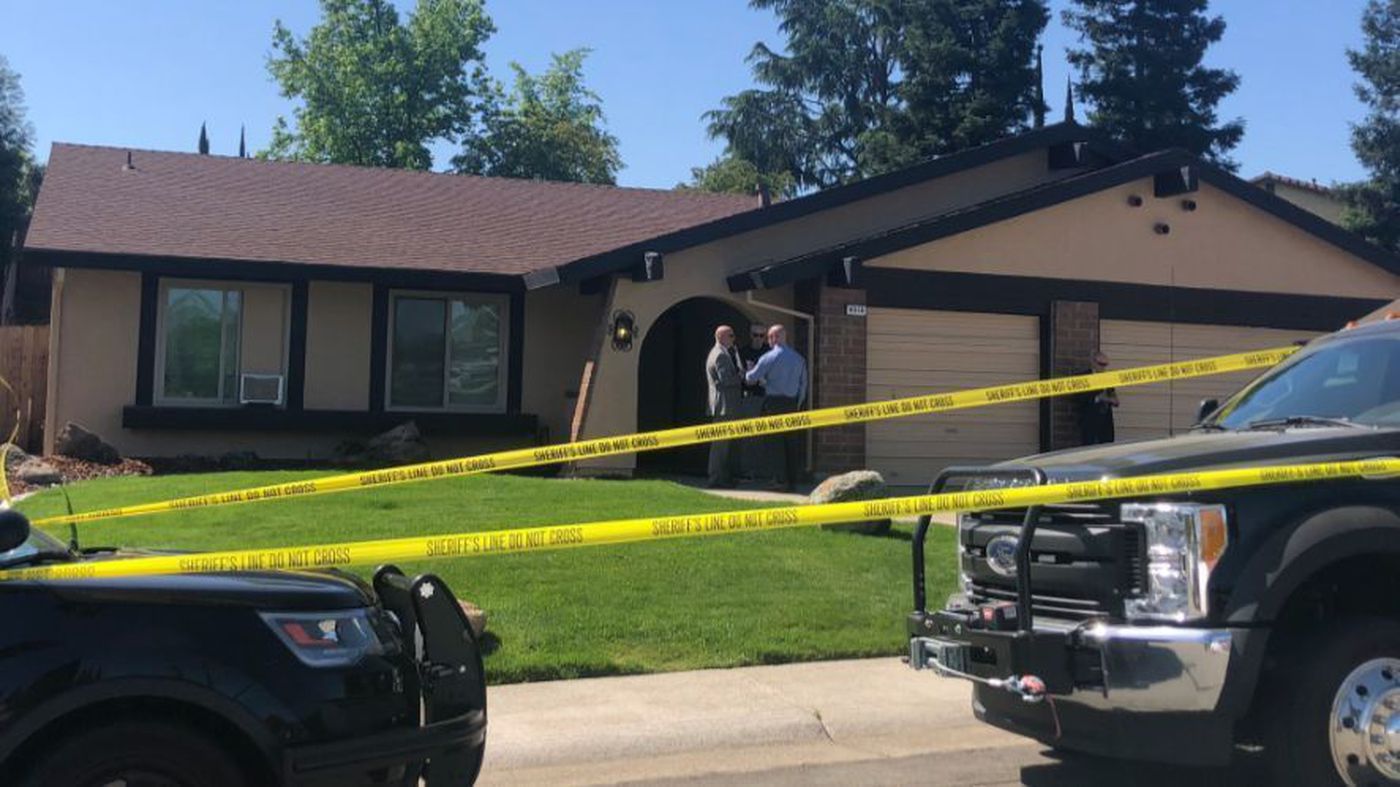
[4, 455, 153, 498]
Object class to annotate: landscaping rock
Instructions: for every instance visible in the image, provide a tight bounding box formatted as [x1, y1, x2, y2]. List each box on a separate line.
[55, 422, 121, 465]
[459, 600, 488, 639]
[810, 470, 892, 536]
[1, 445, 30, 470]
[14, 458, 61, 487]
[364, 422, 430, 465]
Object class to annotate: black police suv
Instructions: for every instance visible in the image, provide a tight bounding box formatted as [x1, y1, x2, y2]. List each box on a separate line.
[909, 317, 1400, 785]
[0, 510, 486, 786]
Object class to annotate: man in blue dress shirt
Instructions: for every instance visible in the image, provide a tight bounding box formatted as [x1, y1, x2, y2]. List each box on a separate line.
[744, 324, 808, 491]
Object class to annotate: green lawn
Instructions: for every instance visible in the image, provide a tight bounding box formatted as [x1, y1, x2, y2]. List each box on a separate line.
[16, 472, 956, 684]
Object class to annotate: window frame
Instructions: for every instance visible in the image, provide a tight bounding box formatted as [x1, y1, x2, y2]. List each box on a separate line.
[153, 278, 291, 408]
[384, 289, 510, 414]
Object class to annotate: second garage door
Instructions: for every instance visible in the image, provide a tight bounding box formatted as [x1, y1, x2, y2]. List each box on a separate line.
[1100, 320, 1319, 443]
[866, 308, 1041, 486]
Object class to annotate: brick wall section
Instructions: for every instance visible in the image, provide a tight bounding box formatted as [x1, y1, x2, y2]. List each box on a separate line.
[812, 283, 868, 473]
[1049, 300, 1100, 450]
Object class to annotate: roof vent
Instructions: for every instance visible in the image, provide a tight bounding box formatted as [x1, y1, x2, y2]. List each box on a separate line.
[122, 151, 136, 172]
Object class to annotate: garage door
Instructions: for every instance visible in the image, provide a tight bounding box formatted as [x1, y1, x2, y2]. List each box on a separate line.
[866, 309, 1041, 486]
[1100, 320, 1319, 443]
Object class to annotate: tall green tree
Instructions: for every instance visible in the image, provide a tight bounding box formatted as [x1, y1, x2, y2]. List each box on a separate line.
[198, 122, 210, 154]
[454, 49, 622, 184]
[264, 0, 494, 169]
[0, 55, 32, 276]
[1341, 0, 1400, 252]
[1063, 0, 1243, 166]
[706, 0, 1048, 191]
[893, 0, 1049, 169]
[679, 153, 797, 201]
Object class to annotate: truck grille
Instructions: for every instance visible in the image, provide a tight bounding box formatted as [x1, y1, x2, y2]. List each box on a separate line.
[961, 503, 1146, 621]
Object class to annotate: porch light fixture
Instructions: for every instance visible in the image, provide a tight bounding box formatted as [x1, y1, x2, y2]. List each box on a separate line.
[611, 310, 636, 352]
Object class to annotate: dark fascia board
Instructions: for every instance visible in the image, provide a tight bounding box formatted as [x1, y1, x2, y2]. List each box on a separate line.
[122, 405, 539, 435]
[538, 122, 1130, 289]
[732, 149, 1400, 291]
[23, 249, 526, 293]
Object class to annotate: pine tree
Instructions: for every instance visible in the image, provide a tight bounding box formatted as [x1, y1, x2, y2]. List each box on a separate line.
[1063, 0, 1243, 166]
[895, 0, 1050, 163]
[198, 122, 209, 155]
[238, 125, 247, 158]
[1340, 0, 1400, 251]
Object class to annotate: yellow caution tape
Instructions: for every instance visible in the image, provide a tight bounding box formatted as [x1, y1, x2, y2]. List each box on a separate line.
[8, 456, 1391, 583]
[30, 346, 1298, 528]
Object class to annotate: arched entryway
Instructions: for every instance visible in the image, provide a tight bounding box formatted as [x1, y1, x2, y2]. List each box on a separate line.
[637, 297, 753, 476]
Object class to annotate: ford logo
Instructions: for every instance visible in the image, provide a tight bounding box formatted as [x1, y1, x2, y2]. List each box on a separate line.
[986, 535, 1021, 577]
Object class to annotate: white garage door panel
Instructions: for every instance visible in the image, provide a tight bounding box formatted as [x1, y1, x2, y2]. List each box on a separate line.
[1101, 320, 1318, 443]
[867, 308, 1041, 485]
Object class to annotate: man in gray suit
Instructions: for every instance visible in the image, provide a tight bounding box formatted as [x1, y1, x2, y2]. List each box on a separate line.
[705, 324, 744, 488]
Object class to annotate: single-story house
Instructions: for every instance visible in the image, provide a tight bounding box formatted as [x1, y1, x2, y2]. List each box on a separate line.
[1249, 171, 1347, 225]
[22, 122, 1399, 486]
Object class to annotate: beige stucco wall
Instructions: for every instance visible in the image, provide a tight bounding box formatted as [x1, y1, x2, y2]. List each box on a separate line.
[521, 286, 604, 444]
[871, 179, 1398, 298]
[238, 284, 289, 375]
[304, 281, 372, 410]
[44, 267, 141, 455]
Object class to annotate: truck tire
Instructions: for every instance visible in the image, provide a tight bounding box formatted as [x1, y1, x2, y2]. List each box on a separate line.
[1263, 615, 1400, 786]
[19, 718, 248, 787]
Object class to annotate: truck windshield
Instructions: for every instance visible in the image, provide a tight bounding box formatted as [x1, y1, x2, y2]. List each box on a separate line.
[1209, 334, 1400, 430]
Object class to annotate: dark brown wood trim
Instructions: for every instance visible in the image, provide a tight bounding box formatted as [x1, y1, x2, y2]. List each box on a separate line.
[865, 268, 1388, 332]
[368, 284, 389, 413]
[286, 281, 308, 411]
[507, 290, 524, 414]
[135, 272, 158, 406]
[23, 249, 526, 293]
[122, 405, 538, 435]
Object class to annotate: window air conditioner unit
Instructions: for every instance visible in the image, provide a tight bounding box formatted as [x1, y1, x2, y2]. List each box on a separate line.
[240, 373, 285, 406]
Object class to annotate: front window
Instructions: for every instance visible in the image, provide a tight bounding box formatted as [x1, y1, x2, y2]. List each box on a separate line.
[387, 292, 507, 411]
[1210, 333, 1400, 429]
[160, 285, 242, 403]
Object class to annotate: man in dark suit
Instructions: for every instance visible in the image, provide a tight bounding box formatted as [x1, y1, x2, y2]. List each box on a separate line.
[705, 325, 744, 488]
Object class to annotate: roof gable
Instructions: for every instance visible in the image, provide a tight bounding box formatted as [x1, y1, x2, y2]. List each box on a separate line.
[733, 150, 1400, 291]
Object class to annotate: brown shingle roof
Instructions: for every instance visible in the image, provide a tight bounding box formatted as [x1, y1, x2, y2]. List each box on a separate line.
[24, 144, 759, 277]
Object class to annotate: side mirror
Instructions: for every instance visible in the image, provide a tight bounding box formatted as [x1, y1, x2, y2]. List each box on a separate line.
[1197, 398, 1220, 424]
[0, 509, 30, 553]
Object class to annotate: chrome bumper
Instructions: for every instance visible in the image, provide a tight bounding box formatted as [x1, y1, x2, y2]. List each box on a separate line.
[911, 621, 1236, 714]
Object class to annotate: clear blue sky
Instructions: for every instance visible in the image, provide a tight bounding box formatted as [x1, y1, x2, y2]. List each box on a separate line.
[0, 0, 1377, 188]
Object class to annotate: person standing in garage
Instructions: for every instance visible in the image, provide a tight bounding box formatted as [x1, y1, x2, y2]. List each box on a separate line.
[745, 324, 807, 491]
[1077, 351, 1119, 445]
[705, 325, 744, 488]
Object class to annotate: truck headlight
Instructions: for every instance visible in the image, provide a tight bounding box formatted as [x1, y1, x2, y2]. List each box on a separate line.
[1122, 503, 1228, 623]
[260, 609, 384, 667]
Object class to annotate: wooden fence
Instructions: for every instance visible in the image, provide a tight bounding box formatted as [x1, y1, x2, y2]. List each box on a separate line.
[0, 325, 48, 453]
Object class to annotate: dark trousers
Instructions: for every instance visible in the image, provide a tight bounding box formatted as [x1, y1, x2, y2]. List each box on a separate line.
[761, 395, 803, 488]
[707, 413, 737, 486]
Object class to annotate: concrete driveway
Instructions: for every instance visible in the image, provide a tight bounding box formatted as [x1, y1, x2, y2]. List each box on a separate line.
[477, 658, 1246, 786]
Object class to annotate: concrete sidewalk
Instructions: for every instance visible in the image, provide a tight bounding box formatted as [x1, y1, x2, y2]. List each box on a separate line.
[479, 658, 1032, 785]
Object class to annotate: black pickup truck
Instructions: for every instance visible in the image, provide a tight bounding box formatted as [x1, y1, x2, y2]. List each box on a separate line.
[908, 317, 1400, 786]
[0, 510, 487, 786]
